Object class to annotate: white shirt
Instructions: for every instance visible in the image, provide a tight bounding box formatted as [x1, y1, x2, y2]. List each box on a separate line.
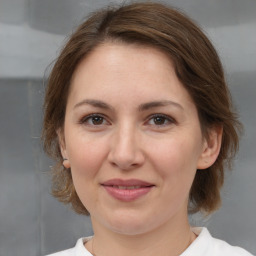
[46, 227, 254, 256]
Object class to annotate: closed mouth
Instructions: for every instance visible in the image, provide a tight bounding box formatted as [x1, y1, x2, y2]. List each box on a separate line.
[101, 179, 154, 188]
[111, 185, 148, 189]
[101, 179, 154, 201]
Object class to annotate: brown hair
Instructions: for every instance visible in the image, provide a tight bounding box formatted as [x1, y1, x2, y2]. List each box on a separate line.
[42, 2, 242, 215]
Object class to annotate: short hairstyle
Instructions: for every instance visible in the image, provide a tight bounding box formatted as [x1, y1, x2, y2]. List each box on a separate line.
[42, 2, 242, 215]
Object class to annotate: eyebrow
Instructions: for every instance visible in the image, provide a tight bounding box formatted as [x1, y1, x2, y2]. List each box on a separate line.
[73, 99, 183, 111]
[74, 99, 114, 110]
[138, 100, 184, 111]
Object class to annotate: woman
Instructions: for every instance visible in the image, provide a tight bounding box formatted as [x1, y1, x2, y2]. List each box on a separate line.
[42, 2, 253, 256]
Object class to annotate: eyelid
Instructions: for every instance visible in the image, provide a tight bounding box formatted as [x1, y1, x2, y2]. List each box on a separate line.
[79, 113, 111, 126]
[146, 113, 177, 126]
[78, 113, 176, 127]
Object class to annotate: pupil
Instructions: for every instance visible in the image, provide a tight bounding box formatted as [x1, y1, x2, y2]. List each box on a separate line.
[92, 116, 103, 125]
[154, 117, 164, 125]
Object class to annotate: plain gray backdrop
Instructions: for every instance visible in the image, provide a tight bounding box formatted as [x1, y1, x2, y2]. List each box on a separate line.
[0, 0, 255, 255]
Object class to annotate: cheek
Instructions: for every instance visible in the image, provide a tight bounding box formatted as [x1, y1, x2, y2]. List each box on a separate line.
[151, 137, 201, 189]
[66, 134, 109, 179]
[66, 137, 110, 210]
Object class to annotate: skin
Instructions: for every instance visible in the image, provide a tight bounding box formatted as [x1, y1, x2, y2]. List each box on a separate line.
[59, 43, 222, 256]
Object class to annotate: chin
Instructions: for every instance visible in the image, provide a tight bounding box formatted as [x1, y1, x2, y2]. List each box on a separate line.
[109, 222, 153, 236]
[101, 210, 165, 236]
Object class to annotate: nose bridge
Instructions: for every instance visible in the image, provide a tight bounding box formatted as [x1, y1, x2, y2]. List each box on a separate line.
[108, 120, 144, 169]
[117, 122, 136, 153]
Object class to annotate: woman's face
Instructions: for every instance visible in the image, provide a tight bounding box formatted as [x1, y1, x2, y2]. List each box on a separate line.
[60, 43, 213, 235]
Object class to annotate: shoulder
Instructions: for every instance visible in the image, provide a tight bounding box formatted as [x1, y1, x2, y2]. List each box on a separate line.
[46, 247, 75, 256]
[210, 235, 253, 256]
[45, 237, 93, 256]
[182, 227, 254, 256]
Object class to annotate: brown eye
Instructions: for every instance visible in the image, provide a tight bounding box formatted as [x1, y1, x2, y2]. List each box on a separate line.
[80, 114, 108, 126]
[153, 116, 167, 125]
[91, 116, 104, 125]
[147, 114, 175, 127]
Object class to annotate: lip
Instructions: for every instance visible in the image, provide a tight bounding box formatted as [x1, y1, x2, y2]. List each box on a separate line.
[101, 179, 154, 202]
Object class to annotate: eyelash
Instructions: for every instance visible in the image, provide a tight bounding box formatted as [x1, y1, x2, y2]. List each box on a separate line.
[79, 113, 176, 127]
[79, 113, 109, 126]
[146, 114, 176, 127]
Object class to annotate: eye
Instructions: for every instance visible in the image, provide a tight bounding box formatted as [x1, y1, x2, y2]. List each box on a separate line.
[79, 114, 109, 126]
[147, 114, 175, 126]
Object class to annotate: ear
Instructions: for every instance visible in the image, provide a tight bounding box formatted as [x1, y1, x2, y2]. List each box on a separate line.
[197, 125, 223, 170]
[57, 129, 70, 169]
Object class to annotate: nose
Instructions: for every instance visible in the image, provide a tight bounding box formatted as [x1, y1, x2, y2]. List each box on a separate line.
[107, 124, 145, 170]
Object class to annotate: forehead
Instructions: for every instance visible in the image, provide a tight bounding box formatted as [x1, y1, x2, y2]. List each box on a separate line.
[72, 42, 175, 82]
[68, 42, 195, 110]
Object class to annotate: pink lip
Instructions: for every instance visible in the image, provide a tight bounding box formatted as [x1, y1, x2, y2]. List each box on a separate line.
[101, 179, 154, 202]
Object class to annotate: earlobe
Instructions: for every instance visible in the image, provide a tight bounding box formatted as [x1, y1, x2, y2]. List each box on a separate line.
[197, 126, 223, 170]
[63, 158, 71, 169]
[57, 129, 69, 161]
[57, 129, 71, 169]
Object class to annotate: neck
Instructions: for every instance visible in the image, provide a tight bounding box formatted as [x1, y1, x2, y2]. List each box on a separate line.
[86, 212, 196, 256]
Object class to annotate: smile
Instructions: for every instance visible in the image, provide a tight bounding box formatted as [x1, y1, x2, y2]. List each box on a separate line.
[112, 185, 142, 189]
[101, 179, 154, 202]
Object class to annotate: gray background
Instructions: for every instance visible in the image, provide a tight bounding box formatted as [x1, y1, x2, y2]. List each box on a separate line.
[0, 0, 255, 255]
